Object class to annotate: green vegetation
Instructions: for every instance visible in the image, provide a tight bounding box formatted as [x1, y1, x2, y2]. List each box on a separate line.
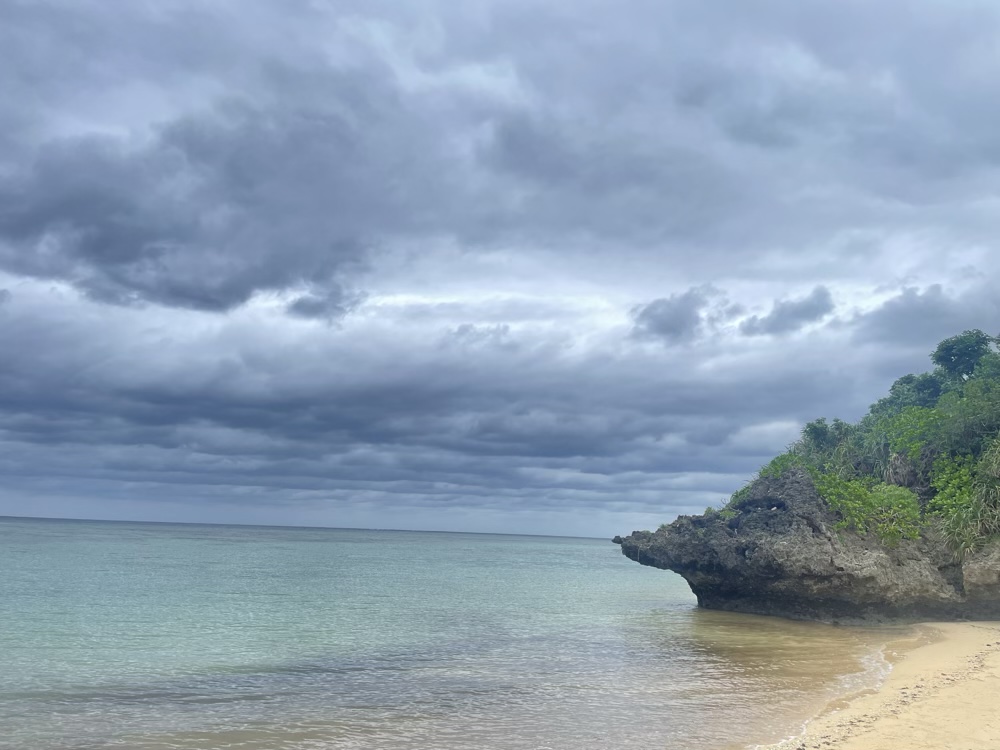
[812, 473, 921, 546]
[724, 330, 1000, 554]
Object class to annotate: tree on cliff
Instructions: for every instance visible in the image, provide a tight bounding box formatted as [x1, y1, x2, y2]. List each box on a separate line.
[931, 329, 996, 381]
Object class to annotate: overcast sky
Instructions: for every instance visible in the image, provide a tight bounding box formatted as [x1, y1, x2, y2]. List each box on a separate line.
[2, 0, 1000, 537]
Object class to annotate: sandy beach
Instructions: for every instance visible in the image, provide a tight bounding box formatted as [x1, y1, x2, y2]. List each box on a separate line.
[763, 622, 1000, 750]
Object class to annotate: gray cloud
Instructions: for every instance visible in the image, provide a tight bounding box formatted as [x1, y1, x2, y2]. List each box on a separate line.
[631, 287, 716, 343]
[740, 286, 835, 336]
[286, 285, 366, 321]
[852, 283, 1000, 347]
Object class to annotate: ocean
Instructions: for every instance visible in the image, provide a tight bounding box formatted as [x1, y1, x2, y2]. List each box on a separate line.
[0, 517, 898, 750]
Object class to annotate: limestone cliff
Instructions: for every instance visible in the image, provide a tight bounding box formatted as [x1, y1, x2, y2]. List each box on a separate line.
[617, 469, 1000, 623]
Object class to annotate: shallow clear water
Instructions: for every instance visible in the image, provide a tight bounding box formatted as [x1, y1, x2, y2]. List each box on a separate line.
[0, 517, 894, 750]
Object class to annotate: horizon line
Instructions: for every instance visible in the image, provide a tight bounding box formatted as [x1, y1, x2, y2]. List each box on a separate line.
[0, 514, 608, 541]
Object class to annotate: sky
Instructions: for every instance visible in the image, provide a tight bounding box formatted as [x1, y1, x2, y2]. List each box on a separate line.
[2, 0, 1000, 537]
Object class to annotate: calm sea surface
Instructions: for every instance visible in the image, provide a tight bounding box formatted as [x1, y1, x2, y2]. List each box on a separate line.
[0, 517, 898, 750]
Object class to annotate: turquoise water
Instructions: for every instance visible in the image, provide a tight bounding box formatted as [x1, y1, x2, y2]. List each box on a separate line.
[0, 517, 890, 750]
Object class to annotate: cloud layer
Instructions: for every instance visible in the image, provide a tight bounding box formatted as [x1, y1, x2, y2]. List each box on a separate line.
[2, 0, 1000, 535]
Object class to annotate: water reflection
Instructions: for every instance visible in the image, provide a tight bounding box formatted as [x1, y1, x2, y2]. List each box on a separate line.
[620, 605, 915, 748]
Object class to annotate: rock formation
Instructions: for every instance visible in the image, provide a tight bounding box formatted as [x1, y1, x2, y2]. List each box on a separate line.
[617, 469, 1000, 623]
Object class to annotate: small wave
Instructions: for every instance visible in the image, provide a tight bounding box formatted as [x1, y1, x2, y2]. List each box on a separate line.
[748, 639, 896, 750]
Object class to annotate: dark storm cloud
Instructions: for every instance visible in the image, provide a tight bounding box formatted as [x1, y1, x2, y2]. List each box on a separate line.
[740, 286, 834, 336]
[0, 1, 499, 312]
[0, 90, 429, 311]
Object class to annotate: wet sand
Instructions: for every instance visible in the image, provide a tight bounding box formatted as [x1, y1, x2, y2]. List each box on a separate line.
[761, 622, 1000, 750]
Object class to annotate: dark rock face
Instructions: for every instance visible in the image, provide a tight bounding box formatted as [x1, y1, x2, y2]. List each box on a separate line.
[617, 469, 1000, 623]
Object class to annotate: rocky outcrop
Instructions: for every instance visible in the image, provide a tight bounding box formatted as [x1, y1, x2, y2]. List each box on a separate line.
[617, 469, 1000, 623]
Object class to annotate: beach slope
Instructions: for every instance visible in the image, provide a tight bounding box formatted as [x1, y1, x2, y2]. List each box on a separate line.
[766, 622, 1000, 750]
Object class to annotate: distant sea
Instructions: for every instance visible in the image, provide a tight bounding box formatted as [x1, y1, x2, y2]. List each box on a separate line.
[0, 517, 899, 750]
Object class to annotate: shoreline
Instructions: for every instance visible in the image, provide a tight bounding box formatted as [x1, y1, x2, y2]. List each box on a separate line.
[758, 621, 1000, 750]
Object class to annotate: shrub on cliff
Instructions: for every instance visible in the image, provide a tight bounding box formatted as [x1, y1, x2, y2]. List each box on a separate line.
[812, 473, 921, 546]
[928, 442, 1000, 558]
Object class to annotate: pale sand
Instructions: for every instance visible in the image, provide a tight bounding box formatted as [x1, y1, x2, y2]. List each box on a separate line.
[762, 621, 1000, 750]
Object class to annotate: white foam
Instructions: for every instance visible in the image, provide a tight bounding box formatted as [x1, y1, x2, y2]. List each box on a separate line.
[747, 642, 894, 750]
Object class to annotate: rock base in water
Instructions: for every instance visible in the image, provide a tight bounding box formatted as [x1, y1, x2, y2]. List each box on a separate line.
[617, 469, 1000, 623]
